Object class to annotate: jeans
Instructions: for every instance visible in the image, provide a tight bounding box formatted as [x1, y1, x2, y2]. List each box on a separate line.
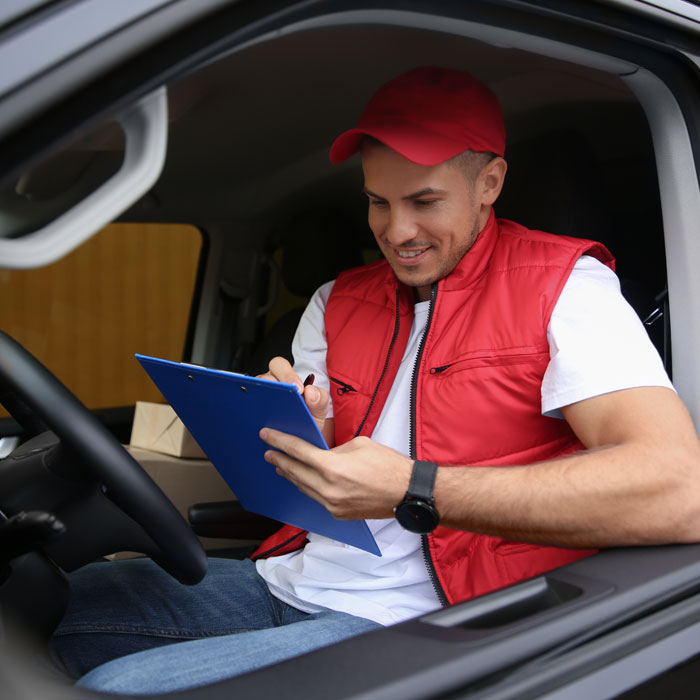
[51, 557, 381, 695]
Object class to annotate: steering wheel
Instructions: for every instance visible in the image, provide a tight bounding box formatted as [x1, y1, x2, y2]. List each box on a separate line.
[0, 330, 207, 585]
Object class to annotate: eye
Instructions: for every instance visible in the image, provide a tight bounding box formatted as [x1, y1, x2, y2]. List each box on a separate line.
[369, 198, 388, 209]
[414, 199, 437, 208]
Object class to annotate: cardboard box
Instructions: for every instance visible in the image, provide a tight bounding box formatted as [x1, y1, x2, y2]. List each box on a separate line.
[130, 401, 207, 459]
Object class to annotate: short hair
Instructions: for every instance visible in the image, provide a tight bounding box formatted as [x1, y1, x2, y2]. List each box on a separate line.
[447, 149, 499, 183]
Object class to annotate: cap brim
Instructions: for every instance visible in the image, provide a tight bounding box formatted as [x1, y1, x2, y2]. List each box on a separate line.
[329, 124, 475, 166]
[328, 129, 368, 164]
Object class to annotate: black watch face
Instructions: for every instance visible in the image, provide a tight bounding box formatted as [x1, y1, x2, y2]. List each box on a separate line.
[395, 499, 439, 534]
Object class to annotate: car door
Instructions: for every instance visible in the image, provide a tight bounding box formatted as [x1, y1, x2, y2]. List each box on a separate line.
[2, 1, 700, 699]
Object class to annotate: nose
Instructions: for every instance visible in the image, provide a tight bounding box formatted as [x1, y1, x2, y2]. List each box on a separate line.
[384, 208, 418, 247]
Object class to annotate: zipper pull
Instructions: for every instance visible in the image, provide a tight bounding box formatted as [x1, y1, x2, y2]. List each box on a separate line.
[330, 377, 357, 396]
[430, 364, 452, 375]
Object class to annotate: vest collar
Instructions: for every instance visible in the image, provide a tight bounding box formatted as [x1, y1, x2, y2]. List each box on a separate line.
[439, 209, 499, 293]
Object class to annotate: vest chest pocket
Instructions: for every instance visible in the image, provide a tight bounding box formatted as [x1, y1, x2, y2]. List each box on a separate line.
[329, 375, 359, 396]
[428, 348, 550, 378]
[418, 348, 553, 463]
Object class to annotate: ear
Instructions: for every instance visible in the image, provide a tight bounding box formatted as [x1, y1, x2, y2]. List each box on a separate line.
[477, 157, 507, 207]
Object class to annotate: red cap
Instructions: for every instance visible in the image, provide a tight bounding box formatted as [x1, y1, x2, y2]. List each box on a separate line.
[329, 67, 505, 166]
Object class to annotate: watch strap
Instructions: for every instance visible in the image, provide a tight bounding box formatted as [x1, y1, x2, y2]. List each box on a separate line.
[407, 460, 438, 501]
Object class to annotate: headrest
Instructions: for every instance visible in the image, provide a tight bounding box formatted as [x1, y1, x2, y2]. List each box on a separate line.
[276, 209, 366, 298]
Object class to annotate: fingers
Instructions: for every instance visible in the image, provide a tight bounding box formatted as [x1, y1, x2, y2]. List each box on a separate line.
[260, 429, 411, 520]
[258, 357, 303, 392]
[303, 384, 330, 425]
[261, 427, 322, 466]
[264, 447, 324, 499]
[258, 358, 331, 440]
[261, 427, 328, 498]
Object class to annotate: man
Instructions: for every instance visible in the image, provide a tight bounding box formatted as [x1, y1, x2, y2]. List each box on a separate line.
[53, 67, 700, 694]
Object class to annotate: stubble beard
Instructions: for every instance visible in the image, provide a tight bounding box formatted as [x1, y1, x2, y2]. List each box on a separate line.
[385, 223, 481, 291]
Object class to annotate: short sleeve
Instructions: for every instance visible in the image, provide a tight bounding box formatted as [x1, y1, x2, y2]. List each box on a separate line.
[291, 280, 335, 417]
[541, 256, 674, 418]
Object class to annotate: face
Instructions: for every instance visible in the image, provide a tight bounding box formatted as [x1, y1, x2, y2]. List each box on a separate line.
[361, 142, 501, 301]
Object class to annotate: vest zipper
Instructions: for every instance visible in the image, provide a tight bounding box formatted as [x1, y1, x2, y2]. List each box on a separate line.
[409, 283, 449, 607]
[329, 377, 357, 396]
[353, 289, 401, 438]
[409, 283, 437, 458]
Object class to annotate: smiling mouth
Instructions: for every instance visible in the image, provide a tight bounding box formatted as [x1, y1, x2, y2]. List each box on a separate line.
[396, 247, 429, 259]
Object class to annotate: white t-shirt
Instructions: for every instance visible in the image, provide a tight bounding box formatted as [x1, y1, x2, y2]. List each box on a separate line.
[256, 256, 673, 625]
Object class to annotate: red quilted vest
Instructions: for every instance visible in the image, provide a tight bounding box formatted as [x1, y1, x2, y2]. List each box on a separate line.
[254, 213, 614, 605]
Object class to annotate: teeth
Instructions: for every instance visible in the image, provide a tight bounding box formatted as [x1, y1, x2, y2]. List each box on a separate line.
[398, 249, 424, 258]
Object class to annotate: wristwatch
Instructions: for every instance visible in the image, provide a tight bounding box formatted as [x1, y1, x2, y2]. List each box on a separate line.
[394, 460, 440, 534]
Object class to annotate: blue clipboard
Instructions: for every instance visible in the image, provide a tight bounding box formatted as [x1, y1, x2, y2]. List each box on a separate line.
[135, 354, 380, 556]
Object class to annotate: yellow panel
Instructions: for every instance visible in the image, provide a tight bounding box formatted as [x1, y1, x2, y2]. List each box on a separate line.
[0, 223, 202, 417]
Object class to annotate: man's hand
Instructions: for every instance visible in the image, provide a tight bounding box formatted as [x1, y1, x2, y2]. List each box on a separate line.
[258, 357, 333, 445]
[260, 429, 412, 520]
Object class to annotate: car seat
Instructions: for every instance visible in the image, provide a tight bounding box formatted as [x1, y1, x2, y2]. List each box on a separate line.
[497, 128, 668, 368]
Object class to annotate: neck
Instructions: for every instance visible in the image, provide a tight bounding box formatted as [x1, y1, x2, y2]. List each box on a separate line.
[414, 284, 432, 303]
